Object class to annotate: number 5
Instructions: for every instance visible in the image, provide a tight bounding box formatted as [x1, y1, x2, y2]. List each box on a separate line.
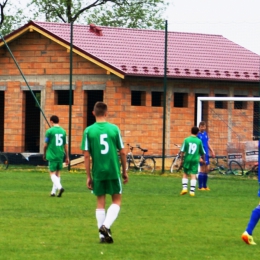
[100, 134, 109, 154]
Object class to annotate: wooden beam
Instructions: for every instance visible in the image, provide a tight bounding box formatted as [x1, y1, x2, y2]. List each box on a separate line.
[63, 156, 84, 168]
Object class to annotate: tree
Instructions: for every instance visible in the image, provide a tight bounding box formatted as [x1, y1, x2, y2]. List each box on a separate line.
[28, 0, 125, 23]
[0, 0, 29, 36]
[0, 0, 8, 34]
[85, 0, 169, 29]
[28, 0, 168, 29]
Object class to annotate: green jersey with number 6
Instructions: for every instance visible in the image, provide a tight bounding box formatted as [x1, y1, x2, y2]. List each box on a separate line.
[180, 136, 205, 169]
[45, 126, 67, 162]
[81, 122, 124, 181]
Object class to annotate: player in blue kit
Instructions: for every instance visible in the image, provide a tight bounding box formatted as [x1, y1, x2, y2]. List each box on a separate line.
[197, 121, 215, 190]
[242, 200, 260, 245]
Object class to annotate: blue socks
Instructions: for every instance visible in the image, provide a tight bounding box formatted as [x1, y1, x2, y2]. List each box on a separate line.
[203, 174, 208, 188]
[198, 173, 208, 188]
[246, 206, 260, 235]
[198, 173, 203, 188]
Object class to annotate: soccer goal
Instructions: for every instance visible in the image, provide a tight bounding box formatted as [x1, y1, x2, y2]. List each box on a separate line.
[197, 96, 260, 168]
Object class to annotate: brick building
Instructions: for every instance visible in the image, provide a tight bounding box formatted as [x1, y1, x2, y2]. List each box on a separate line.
[0, 21, 259, 158]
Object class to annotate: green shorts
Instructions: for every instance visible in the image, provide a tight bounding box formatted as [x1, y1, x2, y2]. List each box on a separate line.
[93, 178, 122, 196]
[48, 161, 63, 172]
[183, 163, 199, 175]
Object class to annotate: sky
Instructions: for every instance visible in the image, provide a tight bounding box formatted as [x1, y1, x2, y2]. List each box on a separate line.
[12, 0, 260, 55]
[164, 0, 260, 54]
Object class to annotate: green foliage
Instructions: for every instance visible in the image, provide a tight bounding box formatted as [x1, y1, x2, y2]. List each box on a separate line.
[28, 0, 168, 29]
[28, 0, 83, 23]
[0, 10, 28, 36]
[0, 0, 28, 36]
[0, 0, 169, 35]
[85, 0, 169, 29]
[0, 169, 260, 259]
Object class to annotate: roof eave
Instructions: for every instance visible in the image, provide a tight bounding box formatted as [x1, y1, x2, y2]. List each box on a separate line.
[124, 73, 260, 83]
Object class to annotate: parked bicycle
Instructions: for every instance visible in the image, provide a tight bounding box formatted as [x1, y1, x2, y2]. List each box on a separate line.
[209, 155, 244, 176]
[243, 162, 258, 178]
[170, 144, 182, 173]
[0, 152, 9, 170]
[126, 144, 156, 173]
[235, 162, 258, 178]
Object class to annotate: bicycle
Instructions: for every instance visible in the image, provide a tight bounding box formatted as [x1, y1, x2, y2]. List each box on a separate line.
[209, 156, 227, 174]
[0, 152, 9, 170]
[243, 162, 258, 178]
[126, 144, 156, 173]
[170, 144, 182, 173]
[209, 155, 244, 176]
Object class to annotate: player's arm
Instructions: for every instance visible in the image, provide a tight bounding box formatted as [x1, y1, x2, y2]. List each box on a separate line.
[200, 143, 206, 164]
[180, 151, 185, 167]
[179, 142, 185, 167]
[43, 143, 48, 161]
[63, 134, 69, 165]
[208, 142, 215, 158]
[63, 143, 69, 165]
[43, 133, 50, 161]
[80, 129, 92, 189]
[119, 148, 128, 184]
[179, 141, 185, 165]
[83, 150, 92, 190]
[116, 128, 128, 183]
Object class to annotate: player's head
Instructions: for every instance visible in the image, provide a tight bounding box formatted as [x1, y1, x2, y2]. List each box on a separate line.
[50, 115, 59, 124]
[199, 121, 206, 132]
[93, 102, 107, 117]
[191, 126, 199, 135]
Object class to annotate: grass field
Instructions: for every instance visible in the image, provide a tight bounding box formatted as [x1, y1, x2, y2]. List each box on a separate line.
[0, 168, 260, 260]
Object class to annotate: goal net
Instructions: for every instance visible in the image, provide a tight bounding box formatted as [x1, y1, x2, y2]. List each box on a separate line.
[197, 97, 260, 169]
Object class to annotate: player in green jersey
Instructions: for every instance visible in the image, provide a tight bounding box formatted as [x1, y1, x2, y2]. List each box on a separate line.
[81, 102, 128, 244]
[43, 115, 69, 197]
[180, 126, 205, 197]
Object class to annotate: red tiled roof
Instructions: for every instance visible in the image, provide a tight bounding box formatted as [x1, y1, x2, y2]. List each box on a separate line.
[3, 21, 260, 81]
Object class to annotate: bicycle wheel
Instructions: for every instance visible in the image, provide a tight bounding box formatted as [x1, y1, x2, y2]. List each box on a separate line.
[126, 157, 140, 172]
[246, 165, 258, 178]
[229, 160, 244, 176]
[126, 158, 131, 171]
[170, 156, 182, 173]
[126, 156, 137, 171]
[0, 153, 9, 170]
[140, 158, 155, 173]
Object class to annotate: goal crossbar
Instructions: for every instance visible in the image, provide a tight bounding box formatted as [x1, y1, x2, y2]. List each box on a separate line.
[197, 97, 260, 126]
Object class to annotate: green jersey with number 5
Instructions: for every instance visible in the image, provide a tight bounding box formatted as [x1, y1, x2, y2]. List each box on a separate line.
[81, 122, 124, 181]
[180, 136, 205, 169]
[45, 126, 67, 161]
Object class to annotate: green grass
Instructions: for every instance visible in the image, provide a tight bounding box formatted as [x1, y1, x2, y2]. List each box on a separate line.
[0, 168, 259, 260]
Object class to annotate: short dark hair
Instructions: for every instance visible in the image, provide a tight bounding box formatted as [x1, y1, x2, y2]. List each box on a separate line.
[50, 115, 59, 123]
[94, 102, 107, 117]
[191, 126, 199, 135]
[199, 121, 206, 127]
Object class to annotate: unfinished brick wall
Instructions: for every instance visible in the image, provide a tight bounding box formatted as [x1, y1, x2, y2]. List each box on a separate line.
[3, 81, 25, 152]
[0, 30, 259, 158]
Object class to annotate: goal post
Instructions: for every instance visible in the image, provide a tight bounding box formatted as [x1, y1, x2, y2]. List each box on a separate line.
[197, 97, 260, 127]
[197, 96, 260, 177]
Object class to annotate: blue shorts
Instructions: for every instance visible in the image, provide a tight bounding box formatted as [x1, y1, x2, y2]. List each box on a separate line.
[200, 155, 209, 166]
